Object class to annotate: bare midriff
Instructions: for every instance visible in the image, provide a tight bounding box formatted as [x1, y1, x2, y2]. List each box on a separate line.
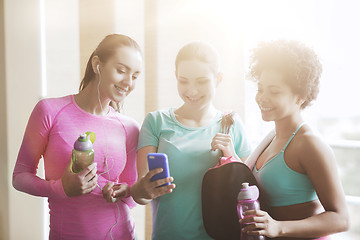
[268, 200, 328, 240]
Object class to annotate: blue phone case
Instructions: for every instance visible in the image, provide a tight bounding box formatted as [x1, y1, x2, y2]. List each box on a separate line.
[147, 153, 170, 186]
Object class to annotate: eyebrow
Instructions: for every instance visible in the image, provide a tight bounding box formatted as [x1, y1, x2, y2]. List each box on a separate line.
[196, 77, 210, 80]
[268, 85, 282, 89]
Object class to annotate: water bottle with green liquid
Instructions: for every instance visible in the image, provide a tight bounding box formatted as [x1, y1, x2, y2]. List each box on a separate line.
[72, 132, 96, 173]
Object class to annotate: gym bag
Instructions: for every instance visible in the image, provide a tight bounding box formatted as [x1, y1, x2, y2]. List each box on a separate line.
[201, 113, 267, 240]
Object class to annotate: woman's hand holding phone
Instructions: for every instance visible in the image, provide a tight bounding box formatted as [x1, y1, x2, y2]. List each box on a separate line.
[131, 153, 175, 204]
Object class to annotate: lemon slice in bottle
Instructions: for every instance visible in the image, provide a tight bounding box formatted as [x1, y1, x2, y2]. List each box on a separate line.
[85, 131, 96, 144]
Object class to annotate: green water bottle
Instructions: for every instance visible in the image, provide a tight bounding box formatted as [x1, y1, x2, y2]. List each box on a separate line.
[72, 132, 95, 173]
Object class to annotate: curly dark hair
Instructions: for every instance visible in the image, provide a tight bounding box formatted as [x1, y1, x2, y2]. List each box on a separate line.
[248, 40, 322, 109]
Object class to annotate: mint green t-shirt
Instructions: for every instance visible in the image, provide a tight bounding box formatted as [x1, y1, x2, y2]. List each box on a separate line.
[137, 109, 251, 240]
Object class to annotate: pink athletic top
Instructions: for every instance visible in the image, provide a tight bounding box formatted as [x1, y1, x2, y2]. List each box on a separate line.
[13, 95, 139, 240]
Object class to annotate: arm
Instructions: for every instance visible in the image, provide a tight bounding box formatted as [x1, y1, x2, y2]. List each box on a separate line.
[130, 146, 175, 205]
[137, 145, 155, 177]
[242, 134, 349, 238]
[277, 135, 349, 237]
[12, 100, 68, 198]
[13, 162, 68, 198]
[13, 100, 97, 198]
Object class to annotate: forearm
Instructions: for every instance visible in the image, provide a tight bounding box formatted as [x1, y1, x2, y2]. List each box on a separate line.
[13, 171, 67, 199]
[279, 211, 349, 238]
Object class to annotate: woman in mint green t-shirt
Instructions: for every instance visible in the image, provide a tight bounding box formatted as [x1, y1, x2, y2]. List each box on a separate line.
[131, 41, 251, 240]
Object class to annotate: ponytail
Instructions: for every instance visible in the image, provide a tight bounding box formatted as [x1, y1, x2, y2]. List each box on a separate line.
[79, 52, 96, 91]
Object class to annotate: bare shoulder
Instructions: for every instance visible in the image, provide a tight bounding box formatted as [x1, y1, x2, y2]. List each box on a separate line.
[295, 127, 335, 168]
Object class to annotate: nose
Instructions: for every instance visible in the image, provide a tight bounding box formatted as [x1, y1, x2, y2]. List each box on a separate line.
[121, 74, 132, 88]
[256, 91, 269, 103]
[186, 86, 199, 96]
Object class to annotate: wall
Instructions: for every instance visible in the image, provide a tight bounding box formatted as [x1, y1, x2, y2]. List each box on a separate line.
[5, 0, 43, 239]
[4, 0, 80, 239]
[0, 0, 9, 238]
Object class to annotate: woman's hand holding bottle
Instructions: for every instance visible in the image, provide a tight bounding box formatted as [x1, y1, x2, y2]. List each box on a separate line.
[61, 160, 98, 197]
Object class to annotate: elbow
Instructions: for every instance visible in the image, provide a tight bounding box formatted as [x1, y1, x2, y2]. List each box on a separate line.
[336, 210, 350, 233]
[341, 215, 350, 232]
[12, 170, 25, 192]
[12, 173, 20, 191]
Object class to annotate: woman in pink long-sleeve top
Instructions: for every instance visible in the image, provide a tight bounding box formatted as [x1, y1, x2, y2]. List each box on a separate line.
[13, 34, 143, 240]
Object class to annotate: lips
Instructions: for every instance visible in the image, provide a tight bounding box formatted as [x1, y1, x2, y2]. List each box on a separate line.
[114, 85, 128, 95]
[186, 96, 202, 102]
[259, 105, 274, 112]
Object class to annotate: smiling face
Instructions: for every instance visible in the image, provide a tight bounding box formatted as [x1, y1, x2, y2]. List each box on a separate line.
[255, 69, 302, 122]
[176, 59, 220, 108]
[97, 46, 142, 103]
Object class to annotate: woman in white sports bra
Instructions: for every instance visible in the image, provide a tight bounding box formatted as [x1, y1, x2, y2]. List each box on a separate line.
[241, 40, 349, 240]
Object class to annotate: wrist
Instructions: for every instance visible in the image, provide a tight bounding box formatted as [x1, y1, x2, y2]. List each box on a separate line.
[124, 184, 131, 198]
[129, 183, 140, 202]
[277, 221, 286, 237]
[130, 183, 151, 205]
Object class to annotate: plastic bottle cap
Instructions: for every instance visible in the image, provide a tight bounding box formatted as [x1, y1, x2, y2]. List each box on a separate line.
[238, 182, 259, 201]
[78, 133, 87, 142]
[74, 133, 93, 151]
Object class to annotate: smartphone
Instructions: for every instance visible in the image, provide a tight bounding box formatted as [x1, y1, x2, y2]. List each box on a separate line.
[147, 153, 170, 187]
